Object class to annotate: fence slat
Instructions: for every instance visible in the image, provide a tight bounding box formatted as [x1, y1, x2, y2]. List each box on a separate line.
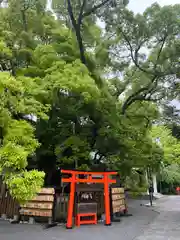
[54, 194, 68, 221]
[0, 183, 19, 219]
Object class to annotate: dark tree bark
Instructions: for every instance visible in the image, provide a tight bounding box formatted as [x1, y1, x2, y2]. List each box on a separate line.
[67, 0, 87, 65]
[67, 0, 112, 66]
[21, 10, 28, 32]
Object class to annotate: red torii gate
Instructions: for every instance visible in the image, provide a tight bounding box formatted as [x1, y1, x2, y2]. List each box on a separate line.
[61, 169, 118, 229]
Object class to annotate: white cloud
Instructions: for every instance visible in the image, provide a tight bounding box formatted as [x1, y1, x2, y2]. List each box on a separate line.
[128, 0, 180, 13]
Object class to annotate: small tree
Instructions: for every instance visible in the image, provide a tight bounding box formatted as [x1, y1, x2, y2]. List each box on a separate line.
[0, 71, 48, 203]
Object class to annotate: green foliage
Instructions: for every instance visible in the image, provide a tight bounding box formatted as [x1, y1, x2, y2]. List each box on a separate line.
[125, 169, 147, 188]
[44, 60, 100, 102]
[151, 126, 180, 165]
[5, 170, 45, 203]
[0, 72, 49, 118]
[151, 125, 180, 185]
[0, 0, 179, 200]
[161, 164, 180, 184]
[104, 3, 180, 112]
[0, 40, 12, 59]
[55, 136, 91, 169]
[0, 71, 47, 202]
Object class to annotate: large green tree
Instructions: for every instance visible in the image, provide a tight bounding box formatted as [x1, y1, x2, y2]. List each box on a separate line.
[1, 1, 180, 200]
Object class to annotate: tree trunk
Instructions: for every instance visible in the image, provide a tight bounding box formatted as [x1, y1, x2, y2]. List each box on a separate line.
[145, 170, 149, 194]
[75, 26, 86, 65]
[152, 173, 158, 194]
[21, 10, 28, 32]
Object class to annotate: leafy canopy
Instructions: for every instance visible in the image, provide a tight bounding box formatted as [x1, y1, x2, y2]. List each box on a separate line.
[0, 0, 180, 199]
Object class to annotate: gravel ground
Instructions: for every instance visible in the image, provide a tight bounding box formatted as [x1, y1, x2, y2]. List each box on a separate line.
[0, 199, 159, 240]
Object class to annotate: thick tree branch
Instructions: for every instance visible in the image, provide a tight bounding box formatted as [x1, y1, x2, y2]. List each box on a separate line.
[67, 0, 77, 29]
[135, 95, 163, 102]
[122, 76, 157, 114]
[67, 0, 86, 65]
[120, 30, 151, 75]
[67, 0, 115, 67]
[93, 152, 99, 161]
[120, 29, 168, 78]
[99, 154, 104, 162]
[120, 33, 168, 114]
[122, 94, 162, 115]
[82, 0, 111, 18]
[78, 0, 86, 25]
[154, 35, 167, 70]
[122, 86, 151, 114]
[93, 152, 105, 164]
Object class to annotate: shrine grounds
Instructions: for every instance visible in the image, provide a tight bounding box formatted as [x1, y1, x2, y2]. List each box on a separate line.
[0, 198, 163, 240]
[1, 196, 180, 240]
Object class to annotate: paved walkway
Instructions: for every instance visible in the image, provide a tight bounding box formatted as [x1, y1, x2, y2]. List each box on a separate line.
[135, 196, 180, 240]
[1, 196, 180, 240]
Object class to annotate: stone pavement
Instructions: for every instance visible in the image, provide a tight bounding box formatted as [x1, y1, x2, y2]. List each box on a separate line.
[1, 197, 180, 240]
[135, 196, 180, 240]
